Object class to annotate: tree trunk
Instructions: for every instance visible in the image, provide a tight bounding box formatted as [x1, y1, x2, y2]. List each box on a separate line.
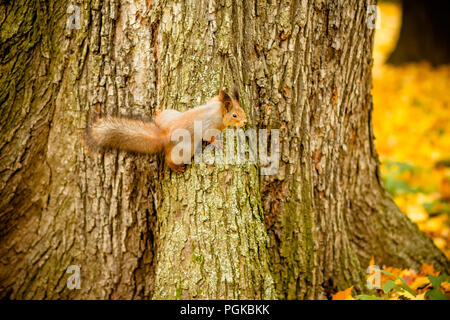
[387, 0, 450, 66]
[0, 0, 448, 300]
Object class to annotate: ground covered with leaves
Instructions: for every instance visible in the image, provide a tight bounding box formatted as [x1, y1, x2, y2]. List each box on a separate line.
[333, 2, 450, 300]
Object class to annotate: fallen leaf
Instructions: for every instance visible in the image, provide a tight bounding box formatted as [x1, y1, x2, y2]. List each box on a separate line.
[332, 286, 354, 300]
[420, 263, 440, 276]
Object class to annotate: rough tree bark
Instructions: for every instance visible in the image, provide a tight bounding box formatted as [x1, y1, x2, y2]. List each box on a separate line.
[0, 0, 448, 300]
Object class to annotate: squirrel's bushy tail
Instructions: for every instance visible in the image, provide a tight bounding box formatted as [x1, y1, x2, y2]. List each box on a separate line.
[85, 116, 167, 154]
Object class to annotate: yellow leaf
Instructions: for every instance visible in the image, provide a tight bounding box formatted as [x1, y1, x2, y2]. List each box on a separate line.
[398, 291, 426, 300]
[422, 216, 447, 234]
[409, 276, 430, 291]
[405, 203, 428, 223]
[441, 281, 450, 294]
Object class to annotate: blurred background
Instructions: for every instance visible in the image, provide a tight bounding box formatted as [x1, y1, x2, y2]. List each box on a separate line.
[373, 0, 450, 258]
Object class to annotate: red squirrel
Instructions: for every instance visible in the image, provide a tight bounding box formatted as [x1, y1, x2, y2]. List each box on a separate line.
[85, 86, 247, 172]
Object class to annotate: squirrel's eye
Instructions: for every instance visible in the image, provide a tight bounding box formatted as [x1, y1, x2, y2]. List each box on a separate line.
[232, 114, 237, 118]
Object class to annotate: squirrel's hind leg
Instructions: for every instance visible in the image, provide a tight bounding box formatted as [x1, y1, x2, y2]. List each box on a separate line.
[165, 150, 186, 173]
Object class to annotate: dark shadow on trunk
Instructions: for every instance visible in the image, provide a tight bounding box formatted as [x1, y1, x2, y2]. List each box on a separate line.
[387, 0, 450, 66]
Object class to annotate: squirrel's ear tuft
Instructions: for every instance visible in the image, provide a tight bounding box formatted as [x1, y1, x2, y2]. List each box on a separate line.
[218, 87, 227, 101]
[218, 87, 233, 111]
[218, 87, 231, 100]
[218, 88, 233, 111]
[232, 85, 239, 101]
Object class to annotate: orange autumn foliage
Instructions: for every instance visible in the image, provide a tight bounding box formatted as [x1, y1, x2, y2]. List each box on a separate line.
[372, 3, 450, 258]
[333, 259, 449, 300]
[332, 286, 354, 300]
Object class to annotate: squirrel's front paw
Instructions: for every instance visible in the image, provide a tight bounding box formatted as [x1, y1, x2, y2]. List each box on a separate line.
[207, 136, 223, 150]
[210, 139, 223, 150]
[174, 165, 186, 173]
[168, 162, 186, 173]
